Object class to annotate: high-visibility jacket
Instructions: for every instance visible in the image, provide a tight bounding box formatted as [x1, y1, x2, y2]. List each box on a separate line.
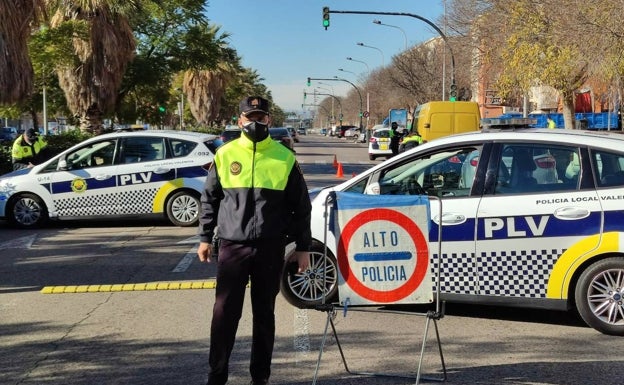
[12, 135, 48, 169]
[198, 134, 312, 252]
[399, 134, 424, 152]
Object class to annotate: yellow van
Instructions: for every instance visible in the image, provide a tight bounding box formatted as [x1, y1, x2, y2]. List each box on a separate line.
[413, 101, 480, 141]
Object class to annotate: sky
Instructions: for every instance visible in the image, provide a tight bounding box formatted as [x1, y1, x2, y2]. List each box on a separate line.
[205, 0, 445, 113]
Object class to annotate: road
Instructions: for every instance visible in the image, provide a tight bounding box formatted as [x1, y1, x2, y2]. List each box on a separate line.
[1, 133, 623, 385]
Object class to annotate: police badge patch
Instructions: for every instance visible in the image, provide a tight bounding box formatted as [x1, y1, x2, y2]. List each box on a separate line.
[230, 161, 242, 175]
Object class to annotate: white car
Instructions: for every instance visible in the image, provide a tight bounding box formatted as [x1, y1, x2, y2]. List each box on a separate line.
[368, 126, 393, 160]
[0, 130, 221, 228]
[281, 128, 624, 336]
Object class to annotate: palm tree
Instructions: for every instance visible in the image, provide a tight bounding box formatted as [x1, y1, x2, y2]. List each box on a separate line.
[48, 0, 139, 133]
[184, 25, 239, 126]
[0, 1, 45, 105]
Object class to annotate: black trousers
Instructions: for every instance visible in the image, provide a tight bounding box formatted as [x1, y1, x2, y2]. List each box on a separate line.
[207, 238, 285, 385]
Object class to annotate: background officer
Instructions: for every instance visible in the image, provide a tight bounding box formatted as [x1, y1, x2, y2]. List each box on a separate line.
[12, 128, 49, 170]
[197, 96, 311, 385]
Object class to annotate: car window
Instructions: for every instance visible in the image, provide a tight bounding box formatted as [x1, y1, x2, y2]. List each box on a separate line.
[377, 146, 480, 198]
[493, 143, 579, 194]
[593, 150, 624, 187]
[64, 140, 117, 170]
[170, 139, 197, 158]
[121, 137, 165, 164]
[374, 130, 390, 139]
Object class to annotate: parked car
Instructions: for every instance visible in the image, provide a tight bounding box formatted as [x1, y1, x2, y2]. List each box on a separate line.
[297, 127, 307, 135]
[337, 125, 358, 138]
[286, 127, 299, 143]
[269, 127, 294, 149]
[281, 128, 624, 336]
[319, 128, 328, 136]
[220, 125, 242, 143]
[0, 130, 221, 228]
[1, 126, 18, 142]
[368, 126, 393, 160]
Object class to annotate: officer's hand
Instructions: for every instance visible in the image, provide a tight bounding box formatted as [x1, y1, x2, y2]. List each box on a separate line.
[197, 242, 213, 263]
[290, 251, 310, 273]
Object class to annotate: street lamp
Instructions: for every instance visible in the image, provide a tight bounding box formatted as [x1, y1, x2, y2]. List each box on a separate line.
[373, 19, 408, 50]
[356, 42, 385, 67]
[346, 57, 370, 73]
[338, 68, 357, 77]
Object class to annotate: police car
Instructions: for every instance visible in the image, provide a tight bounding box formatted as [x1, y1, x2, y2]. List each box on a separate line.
[0, 130, 220, 228]
[281, 128, 624, 335]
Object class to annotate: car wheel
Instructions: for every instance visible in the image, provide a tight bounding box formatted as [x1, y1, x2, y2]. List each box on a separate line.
[166, 190, 200, 227]
[574, 257, 624, 335]
[7, 193, 48, 228]
[281, 242, 339, 308]
[369, 154, 375, 160]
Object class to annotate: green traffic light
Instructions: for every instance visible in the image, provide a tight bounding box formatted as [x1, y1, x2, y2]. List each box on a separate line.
[158, 106, 166, 113]
[322, 6, 330, 29]
[306, 77, 311, 86]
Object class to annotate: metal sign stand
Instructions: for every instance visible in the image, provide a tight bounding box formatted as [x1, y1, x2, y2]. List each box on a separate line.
[311, 194, 447, 385]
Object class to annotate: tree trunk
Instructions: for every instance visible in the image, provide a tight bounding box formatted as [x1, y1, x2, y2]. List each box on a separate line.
[561, 90, 576, 129]
[0, 1, 36, 104]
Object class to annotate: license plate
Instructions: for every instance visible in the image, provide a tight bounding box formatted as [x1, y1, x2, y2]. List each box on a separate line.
[380, 144, 388, 150]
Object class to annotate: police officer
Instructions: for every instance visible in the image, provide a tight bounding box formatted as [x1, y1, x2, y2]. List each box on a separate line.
[389, 121, 401, 156]
[399, 131, 424, 153]
[12, 128, 49, 170]
[197, 96, 311, 385]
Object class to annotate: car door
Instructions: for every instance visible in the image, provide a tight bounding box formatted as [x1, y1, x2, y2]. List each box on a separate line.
[49, 138, 119, 217]
[475, 142, 601, 300]
[116, 136, 176, 215]
[361, 143, 487, 296]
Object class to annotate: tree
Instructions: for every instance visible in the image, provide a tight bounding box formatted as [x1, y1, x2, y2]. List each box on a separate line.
[0, 1, 45, 104]
[47, 0, 140, 134]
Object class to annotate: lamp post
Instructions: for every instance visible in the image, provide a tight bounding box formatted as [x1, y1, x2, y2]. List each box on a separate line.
[325, 9, 457, 100]
[317, 82, 335, 117]
[356, 42, 385, 67]
[373, 19, 408, 50]
[313, 90, 343, 126]
[338, 68, 357, 77]
[307, 76, 363, 132]
[346, 57, 370, 73]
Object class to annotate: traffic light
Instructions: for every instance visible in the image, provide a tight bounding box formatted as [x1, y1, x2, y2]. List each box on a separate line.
[303, 91, 307, 99]
[322, 7, 330, 29]
[449, 83, 458, 101]
[307, 77, 311, 87]
[158, 105, 166, 113]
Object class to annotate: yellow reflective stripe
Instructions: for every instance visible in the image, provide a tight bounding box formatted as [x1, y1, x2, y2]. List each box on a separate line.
[546, 232, 622, 299]
[153, 178, 184, 213]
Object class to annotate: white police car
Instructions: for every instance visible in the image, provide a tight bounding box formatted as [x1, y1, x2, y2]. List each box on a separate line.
[281, 128, 624, 335]
[0, 130, 220, 228]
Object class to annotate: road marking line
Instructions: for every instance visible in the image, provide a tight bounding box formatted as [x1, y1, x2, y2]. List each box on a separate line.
[172, 246, 198, 272]
[40, 280, 217, 294]
[0, 234, 36, 249]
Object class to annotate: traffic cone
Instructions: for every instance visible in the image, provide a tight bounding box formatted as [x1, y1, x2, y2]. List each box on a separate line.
[336, 162, 344, 178]
[333, 154, 338, 168]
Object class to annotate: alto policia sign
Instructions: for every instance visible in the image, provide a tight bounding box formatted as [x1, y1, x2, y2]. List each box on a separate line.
[331, 192, 433, 306]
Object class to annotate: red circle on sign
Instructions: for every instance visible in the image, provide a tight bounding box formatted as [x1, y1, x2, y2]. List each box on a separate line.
[336, 208, 429, 303]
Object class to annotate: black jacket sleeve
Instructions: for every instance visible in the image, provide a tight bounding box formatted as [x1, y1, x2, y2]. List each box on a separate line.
[198, 163, 223, 243]
[285, 161, 312, 252]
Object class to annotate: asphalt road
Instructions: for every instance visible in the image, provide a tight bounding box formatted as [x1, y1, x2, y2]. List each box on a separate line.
[1, 133, 623, 385]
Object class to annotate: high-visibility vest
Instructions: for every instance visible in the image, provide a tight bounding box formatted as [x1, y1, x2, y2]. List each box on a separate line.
[12, 135, 47, 161]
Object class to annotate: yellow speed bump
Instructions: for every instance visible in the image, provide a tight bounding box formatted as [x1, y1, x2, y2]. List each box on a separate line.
[40, 280, 217, 294]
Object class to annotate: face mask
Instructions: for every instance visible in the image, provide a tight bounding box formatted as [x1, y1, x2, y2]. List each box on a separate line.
[242, 121, 269, 142]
